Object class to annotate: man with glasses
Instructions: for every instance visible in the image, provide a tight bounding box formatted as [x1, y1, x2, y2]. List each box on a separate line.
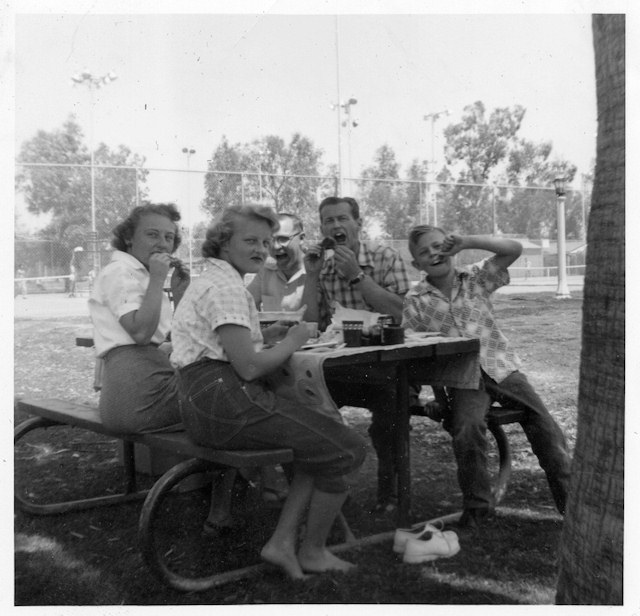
[248, 212, 307, 312]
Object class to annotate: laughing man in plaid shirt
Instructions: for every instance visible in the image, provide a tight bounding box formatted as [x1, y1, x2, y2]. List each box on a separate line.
[301, 196, 413, 512]
[403, 225, 571, 528]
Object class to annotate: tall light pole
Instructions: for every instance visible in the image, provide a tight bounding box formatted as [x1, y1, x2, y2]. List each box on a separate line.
[182, 147, 196, 272]
[423, 109, 450, 226]
[341, 98, 358, 184]
[71, 69, 118, 274]
[553, 177, 571, 299]
[331, 97, 358, 194]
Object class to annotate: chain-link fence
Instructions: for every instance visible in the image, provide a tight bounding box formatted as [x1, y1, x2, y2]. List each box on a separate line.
[15, 162, 590, 293]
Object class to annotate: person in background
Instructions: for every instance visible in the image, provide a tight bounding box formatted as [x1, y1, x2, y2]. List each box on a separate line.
[171, 204, 366, 579]
[15, 264, 27, 298]
[403, 225, 571, 528]
[68, 247, 84, 297]
[301, 196, 419, 513]
[247, 212, 306, 312]
[88, 202, 190, 433]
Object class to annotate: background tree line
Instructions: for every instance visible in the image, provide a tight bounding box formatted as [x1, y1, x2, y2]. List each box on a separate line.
[16, 101, 592, 266]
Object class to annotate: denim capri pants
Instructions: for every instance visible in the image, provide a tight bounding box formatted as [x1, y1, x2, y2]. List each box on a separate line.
[177, 358, 367, 493]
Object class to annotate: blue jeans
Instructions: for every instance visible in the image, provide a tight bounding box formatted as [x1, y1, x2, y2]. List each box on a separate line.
[445, 370, 571, 514]
[178, 359, 367, 494]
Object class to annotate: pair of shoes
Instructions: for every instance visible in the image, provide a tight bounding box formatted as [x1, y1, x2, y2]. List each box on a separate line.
[393, 521, 444, 553]
[457, 508, 491, 530]
[394, 522, 460, 563]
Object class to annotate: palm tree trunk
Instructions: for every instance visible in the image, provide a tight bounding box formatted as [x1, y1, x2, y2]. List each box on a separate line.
[555, 14, 625, 604]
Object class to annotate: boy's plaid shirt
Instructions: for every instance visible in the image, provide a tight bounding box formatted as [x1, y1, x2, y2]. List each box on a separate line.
[402, 256, 521, 383]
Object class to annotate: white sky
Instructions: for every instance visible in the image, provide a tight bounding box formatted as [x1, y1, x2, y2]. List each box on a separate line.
[9, 0, 608, 231]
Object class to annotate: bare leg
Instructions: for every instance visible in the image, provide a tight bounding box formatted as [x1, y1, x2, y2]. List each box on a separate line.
[205, 469, 236, 528]
[297, 489, 355, 574]
[260, 471, 314, 580]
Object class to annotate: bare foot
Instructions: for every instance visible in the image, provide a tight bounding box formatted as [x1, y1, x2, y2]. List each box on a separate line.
[297, 547, 356, 574]
[261, 542, 308, 580]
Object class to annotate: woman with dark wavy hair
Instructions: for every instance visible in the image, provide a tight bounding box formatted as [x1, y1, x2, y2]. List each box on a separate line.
[171, 204, 367, 580]
[89, 202, 190, 433]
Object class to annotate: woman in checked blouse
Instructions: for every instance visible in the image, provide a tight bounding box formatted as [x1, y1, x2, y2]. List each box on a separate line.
[171, 204, 366, 579]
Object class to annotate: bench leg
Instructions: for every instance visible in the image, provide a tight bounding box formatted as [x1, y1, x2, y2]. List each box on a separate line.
[139, 458, 236, 592]
[15, 417, 150, 515]
[121, 440, 138, 493]
[487, 422, 513, 505]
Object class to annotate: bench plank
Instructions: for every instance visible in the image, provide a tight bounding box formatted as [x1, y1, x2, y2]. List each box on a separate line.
[16, 397, 294, 468]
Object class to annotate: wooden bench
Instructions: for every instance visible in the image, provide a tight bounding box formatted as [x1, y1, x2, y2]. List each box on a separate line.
[15, 396, 298, 592]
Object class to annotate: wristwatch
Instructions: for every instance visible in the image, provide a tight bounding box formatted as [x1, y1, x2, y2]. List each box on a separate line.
[349, 271, 366, 285]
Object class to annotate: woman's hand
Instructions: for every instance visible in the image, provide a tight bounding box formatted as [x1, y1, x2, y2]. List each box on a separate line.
[148, 252, 172, 281]
[284, 322, 312, 348]
[262, 320, 296, 344]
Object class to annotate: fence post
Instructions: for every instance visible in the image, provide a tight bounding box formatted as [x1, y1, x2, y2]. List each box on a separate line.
[240, 172, 245, 205]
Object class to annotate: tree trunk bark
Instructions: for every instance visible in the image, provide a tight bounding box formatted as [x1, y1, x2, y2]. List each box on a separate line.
[556, 14, 625, 605]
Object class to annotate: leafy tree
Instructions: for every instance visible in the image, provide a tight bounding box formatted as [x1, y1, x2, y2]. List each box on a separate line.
[201, 133, 325, 236]
[438, 102, 579, 237]
[406, 159, 428, 227]
[444, 101, 525, 184]
[16, 115, 148, 252]
[357, 145, 415, 238]
[495, 138, 579, 237]
[201, 136, 245, 212]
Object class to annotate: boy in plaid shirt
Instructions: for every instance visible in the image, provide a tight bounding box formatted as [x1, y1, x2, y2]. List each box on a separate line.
[403, 225, 571, 528]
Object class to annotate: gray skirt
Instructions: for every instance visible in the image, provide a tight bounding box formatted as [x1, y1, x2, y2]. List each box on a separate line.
[98, 344, 182, 434]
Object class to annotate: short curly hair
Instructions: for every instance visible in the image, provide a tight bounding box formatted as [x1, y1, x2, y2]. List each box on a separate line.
[201, 205, 279, 259]
[111, 202, 182, 253]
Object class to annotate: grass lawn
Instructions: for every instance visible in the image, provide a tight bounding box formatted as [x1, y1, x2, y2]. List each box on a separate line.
[14, 291, 582, 605]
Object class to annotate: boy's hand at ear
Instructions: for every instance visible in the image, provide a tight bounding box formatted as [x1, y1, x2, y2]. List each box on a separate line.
[440, 234, 466, 257]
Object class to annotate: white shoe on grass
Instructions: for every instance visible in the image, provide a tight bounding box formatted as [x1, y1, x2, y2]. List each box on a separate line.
[393, 521, 444, 554]
[402, 530, 460, 564]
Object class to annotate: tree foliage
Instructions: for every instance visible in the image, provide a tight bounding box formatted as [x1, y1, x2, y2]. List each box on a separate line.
[16, 115, 149, 250]
[357, 145, 421, 238]
[201, 133, 325, 236]
[436, 101, 581, 237]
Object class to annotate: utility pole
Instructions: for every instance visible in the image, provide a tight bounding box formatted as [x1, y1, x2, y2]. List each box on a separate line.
[71, 69, 118, 274]
[182, 147, 196, 272]
[423, 109, 450, 226]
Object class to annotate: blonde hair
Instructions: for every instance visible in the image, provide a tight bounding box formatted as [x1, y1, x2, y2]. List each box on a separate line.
[201, 205, 280, 258]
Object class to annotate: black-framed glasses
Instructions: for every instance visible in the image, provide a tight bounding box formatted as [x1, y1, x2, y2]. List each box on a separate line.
[273, 232, 302, 247]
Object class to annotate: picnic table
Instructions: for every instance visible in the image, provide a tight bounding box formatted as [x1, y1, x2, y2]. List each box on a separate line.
[18, 332, 532, 591]
[266, 334, 481, 525]
[74, 331, 480, 525]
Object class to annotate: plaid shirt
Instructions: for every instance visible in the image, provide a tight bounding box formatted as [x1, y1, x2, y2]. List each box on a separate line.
[170, 258, 263, 368]
[402, 256, 521, 383]
[317, 240, 412, 329]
